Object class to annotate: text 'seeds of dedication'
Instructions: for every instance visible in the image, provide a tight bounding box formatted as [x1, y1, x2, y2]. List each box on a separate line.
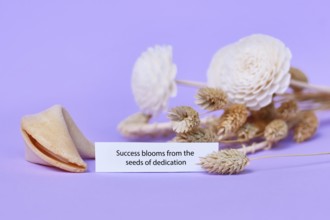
[95, 142, 218, 172]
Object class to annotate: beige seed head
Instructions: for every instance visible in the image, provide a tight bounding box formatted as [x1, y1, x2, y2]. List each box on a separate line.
[200, 149, 249, 175]
[217, 104, 249, 140]
[251, 102, 276, 122]
[294, 111, 318, 143]
[276, 100, 298, 121]
[203, 118, 220, 133]
[237, 121, 262, 140]
[264, 119, 288, 143]
[174, 127, 217, 142]
[195, 87, 228, 111]
[168, 106, 200, 133]
[290, 67, 309, 92]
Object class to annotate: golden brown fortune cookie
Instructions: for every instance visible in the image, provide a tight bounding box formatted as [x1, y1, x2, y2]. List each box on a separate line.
[21, 105, 95, 172]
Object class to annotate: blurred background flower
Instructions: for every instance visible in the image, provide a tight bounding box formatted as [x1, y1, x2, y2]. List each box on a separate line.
[131, 45, 177, 116]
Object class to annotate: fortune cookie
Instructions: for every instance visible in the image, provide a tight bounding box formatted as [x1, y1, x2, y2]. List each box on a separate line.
[21, 105, 95, 172]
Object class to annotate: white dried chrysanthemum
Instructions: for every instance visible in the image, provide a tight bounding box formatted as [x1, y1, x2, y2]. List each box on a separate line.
[207, 34, 292, 110]
[132, 45, 177, 116]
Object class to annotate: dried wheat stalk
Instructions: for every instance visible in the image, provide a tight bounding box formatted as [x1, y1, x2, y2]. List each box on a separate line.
[201, 149, 330, 175]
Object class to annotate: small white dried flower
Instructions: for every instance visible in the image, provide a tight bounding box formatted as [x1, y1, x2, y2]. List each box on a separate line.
[168, 106, 200, 133]
[132, 45, 177, 116]
[207, 34, 292, 110]
[200, 149, 249, 175]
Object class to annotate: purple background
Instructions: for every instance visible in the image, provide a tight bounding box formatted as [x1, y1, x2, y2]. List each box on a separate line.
[1, 0, 330, 219]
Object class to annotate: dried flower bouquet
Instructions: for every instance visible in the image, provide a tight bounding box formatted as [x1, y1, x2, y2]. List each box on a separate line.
[118, 34, 330, 174]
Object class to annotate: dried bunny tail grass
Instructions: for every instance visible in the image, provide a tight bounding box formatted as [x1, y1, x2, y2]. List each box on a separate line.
[289, 67, 308, 92]
[294, 111, 318, 143]
[217, 104, 249, 140]
[195, 87, 228, 111]
[237, 123, 260, 141]
[168, 106, 200, 133]
[174, 127, 217, 142]
[237, 120, 264, 141]
[276, 100, 298, 121]
[238, 119, 290, 154]
[200, 149, 330, 175]
[264, 119, 288, 143]
[251, 102, 276, 122]
[200, 149, 249, 175]
[203, 118, 219, 133]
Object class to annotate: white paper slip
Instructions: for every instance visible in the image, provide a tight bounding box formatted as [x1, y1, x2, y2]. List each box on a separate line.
[95, 142, 218, 172]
